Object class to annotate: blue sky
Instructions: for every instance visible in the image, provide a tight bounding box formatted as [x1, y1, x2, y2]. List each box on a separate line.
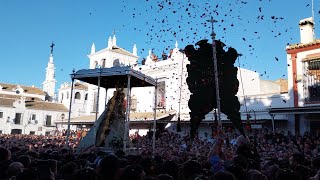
[0, 0, 318, 90]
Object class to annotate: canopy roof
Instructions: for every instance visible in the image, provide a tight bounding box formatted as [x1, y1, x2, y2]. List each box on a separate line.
[269, 106, 320, 115]
[71, 66, 157, 88]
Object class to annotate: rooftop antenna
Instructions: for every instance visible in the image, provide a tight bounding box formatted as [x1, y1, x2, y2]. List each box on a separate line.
[312, 0, 316, 39]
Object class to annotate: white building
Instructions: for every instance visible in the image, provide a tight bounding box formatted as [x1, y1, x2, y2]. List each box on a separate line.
[0, 83, 68, 135]
[0, 49, 68, 135]
[58, 81, 89, 117]
[283, 17, 320, 135]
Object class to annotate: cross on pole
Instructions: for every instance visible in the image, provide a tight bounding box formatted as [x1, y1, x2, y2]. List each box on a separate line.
[207, 17, 218, 39]
[112, 29, 119, 36]
[206, 16, 222, 128]
[50, 42, 55, 55]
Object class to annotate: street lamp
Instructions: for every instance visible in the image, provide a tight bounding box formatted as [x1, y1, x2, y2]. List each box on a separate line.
[6, 116, 11, 123]
[249, 109, 257, 123]
[60, 113, 65, 128]
[247, 109, 257, 129]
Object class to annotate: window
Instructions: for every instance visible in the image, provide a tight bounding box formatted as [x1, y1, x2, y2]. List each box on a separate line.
[113, 59, 120, 67]
[61, 113, 65, 120]
[156, 81, 166, 108]
[14, 113, 22, 124]
[92, 92, 97, 112]
[303, 59, 320, 102]
[0, 130, 2, 134]
[45, 131, 51, 136]
[93, 61, 99, 68]
[31, 114, 36, 120]
[85, 93, 88, 100]
[0, 112, 3, 118]
[75, 92, 81, 99]
[11, 129, 22, 134]
[45, 115, 52, 126]
[130, 95, 137, 111]
[29, 131, 35, 135]
[61, 93, 64, 100]
[66, 92, 69, 99]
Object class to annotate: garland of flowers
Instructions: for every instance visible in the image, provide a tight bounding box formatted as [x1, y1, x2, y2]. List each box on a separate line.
[95, 88, 120, 146]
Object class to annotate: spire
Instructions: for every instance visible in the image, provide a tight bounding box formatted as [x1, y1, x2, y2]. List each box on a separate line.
[107, 36, 112, 49]
[112, 35, 117, 47]
[175, 41, 178, 49]
[133, 44, 137, 56]
[91, 43, 96, 54]
[148, 49, 152, 56]
[49, 54, 53, 63]
[43, 43, 57, 101]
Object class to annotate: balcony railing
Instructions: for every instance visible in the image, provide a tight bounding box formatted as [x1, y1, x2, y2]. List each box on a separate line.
[303, 59, 320, 103]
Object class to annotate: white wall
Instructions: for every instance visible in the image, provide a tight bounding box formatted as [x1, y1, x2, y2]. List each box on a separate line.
[288, 48, 320, 107]
[237, 68, 261, 96]
[260, 80, 281, 94]
[59, 86, 88, 118]
[0, 106, 66, 135]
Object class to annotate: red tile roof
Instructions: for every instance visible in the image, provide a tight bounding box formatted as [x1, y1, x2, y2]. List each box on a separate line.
[286, 40, 320, 50]
[0, 83, 45, 95]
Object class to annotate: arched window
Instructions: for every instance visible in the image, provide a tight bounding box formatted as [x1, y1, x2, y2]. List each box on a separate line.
[93, 61, 99, 68]
[75, 92, 81, 99]
[85, 93, 88, 100]
[113, 59, 120, 67]
[101, 59, 106, 68]
[66, 92, 69, 99]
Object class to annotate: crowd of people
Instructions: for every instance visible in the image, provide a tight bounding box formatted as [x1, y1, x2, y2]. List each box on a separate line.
[1, 129, 320, 180]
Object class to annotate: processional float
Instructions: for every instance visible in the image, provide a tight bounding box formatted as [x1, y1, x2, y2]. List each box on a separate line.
[64, 66, 157, 154]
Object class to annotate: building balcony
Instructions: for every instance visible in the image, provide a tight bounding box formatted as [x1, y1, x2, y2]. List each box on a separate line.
[43, 124, 56, 127]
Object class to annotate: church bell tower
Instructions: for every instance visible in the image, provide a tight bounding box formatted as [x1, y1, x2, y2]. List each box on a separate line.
[42, 42, 57, 101]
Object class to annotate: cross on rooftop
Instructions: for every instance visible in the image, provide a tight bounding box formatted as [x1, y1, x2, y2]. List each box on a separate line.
[50, 42, 55, 55]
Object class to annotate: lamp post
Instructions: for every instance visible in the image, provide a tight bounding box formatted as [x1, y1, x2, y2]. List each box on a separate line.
[247, 109, 256, 130]
[6, 116, 10, 123]
[66, 69, 75, 146]
[61, 113, 65, 128]
[249, 109, 256, 124]
[6, 116, 11, 134]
